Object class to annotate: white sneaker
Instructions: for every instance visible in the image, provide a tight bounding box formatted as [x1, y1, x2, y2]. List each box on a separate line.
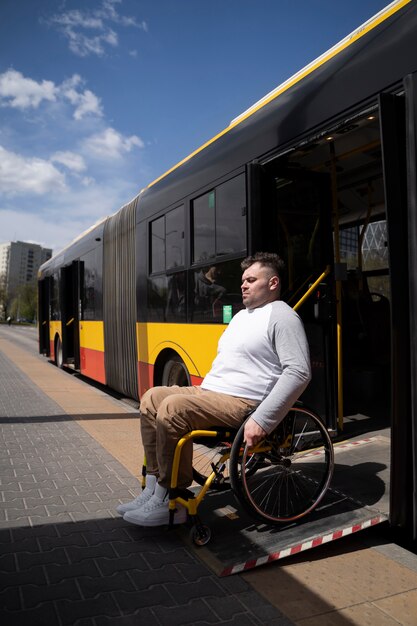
[123, 483, 187, 527]
[116, 474, 157, 515]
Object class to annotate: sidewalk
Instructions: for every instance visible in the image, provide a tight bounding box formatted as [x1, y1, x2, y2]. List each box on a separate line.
[0, 330, 291, 625]
[1, 326, 417, 625]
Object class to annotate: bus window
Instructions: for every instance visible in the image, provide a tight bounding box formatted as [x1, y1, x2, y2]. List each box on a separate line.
[150, 206, 185, 273]
[148, 272, 186, 322]
[81, 247, 103, 320]
[191, 258, 244, 323]
[150, 216, 165, 273]
[216, 174, 246, 255]
[192, 174, 247, 264]
[166, 205, 185, 270]
[192, 191, 216, 263]
[50, 274, 60, 320]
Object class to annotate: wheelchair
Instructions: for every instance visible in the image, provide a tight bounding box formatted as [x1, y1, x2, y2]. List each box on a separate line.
[167, 402, 334, 546]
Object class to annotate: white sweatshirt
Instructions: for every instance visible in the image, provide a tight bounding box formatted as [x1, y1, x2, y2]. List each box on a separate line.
[201, 300, 312, 433]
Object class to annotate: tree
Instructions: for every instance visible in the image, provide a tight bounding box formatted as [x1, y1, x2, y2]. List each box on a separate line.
[0, 277, 8, 320]
[9, 283, 37, 322]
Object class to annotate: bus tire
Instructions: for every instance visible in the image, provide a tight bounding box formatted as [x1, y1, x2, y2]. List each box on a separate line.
[161, 354, 190, 387]
[55, 336, 63, 368]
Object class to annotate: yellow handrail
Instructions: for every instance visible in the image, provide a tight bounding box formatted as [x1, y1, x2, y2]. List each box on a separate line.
[292, 266, 331, 312]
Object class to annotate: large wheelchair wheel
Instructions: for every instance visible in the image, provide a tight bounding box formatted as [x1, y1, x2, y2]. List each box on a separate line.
[192, 436, 234, 492]
[230, 405, 334, 524]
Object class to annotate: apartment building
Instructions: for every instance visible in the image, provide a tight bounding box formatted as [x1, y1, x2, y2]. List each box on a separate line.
[0, 241, 52, 299]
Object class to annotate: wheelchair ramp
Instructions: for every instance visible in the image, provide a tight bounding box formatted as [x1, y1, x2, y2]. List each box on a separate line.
[178, 434, 390, 576]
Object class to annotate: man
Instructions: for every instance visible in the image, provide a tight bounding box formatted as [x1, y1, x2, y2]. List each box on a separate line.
[118, 252, 312, 526]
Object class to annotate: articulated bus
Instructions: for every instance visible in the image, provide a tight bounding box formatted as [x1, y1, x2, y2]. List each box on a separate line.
[39, 0, 417, 542]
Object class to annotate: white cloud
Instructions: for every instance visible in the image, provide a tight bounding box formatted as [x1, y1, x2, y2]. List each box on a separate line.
[0, 146, 66, 196]
[84, 127, 144, 159]
[45, 0, 147, 57]
[0, 70, 103, 120]
[0, 69, 57, 109]
[0, 175, 141, 253]
[61, 75, 103, 119]
[51, 151, 86, 173]
[0, 208, 100, 254]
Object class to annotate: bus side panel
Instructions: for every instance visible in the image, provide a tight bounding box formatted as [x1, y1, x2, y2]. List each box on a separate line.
[49, 321, 62, 361]
[137, 322, 224, 396]
[80, 347, 106, 384]
[138, 361, 154, 398]
[79, 321, 106, 385]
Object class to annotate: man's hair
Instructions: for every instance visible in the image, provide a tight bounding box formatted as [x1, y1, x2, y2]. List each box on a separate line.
[240, 252, 285, 278]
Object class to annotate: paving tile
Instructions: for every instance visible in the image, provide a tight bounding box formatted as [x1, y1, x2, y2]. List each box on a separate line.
[17, 546, 69, 569]
[111, 538, 163, 558]
[0, 528, 12, 543]
[55, 594, 121, 625]
[143, 546, 196, 569]
[0, 536, 40, 555]
[113, 586, 175, 612]
[165, 577, 226, 604]
[30, 512, 74, 524]
[96, 553, 148, 576]
[295, 603, 403, 626]
[81, 527, 133, 546]
[38, 531, 88, 551]
[77, 571, 136, 598]
[152, 598, 219, 625]
[66, 543, 117, 563]
[0, 601, 59, 626]
[0, 517, 32, 529]
[0, 585, 22, 611]
[46, 559, 101, 584]
[128, 564, 184, 590]
[12, 524, 59, 541]
[203, 595, 248, 620]
[374, 588, 417, 625]
[21, 578, 82, 608]
[95, 610, 159, 626]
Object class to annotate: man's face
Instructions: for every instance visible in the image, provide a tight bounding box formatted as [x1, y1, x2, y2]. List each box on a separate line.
[241, 262, 280, 309]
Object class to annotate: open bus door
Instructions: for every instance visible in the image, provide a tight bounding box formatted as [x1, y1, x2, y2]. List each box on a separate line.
[380, 80, 417, 541]
[38, 277, 50, 356]
[60, 261, 81, 370]
[248, 162, 336, 431]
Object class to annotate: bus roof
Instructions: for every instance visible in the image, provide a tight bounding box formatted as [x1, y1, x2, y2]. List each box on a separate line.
[146, 0, 410, 191]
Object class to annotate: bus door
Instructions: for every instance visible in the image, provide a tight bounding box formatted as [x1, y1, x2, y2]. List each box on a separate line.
[38, 277, 50, 356]
[248, 163, 336, 429]
[380, 84, 416, 537]
[60, 261, 81, 370]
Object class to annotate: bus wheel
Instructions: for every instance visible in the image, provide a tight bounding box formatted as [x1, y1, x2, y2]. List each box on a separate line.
[162, 354, 190, 387]
[55, 337, 63, 368]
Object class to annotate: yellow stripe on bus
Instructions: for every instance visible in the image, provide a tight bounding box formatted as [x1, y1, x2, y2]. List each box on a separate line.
[49, 321, 62, 340]
[79, 321, 105, 352]
[137, 322, 226, 377]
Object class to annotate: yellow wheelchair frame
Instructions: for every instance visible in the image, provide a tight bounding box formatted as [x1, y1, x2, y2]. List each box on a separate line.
[145, 404, 334, 546]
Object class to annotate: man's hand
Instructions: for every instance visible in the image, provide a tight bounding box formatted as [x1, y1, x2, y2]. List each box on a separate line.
[244, 417, 267, 448]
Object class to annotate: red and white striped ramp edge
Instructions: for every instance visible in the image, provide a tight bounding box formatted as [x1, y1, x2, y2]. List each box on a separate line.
[220, 515, 388, 576]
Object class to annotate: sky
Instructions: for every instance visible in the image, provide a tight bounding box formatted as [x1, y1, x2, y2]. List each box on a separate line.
[0, 0, 393, 254]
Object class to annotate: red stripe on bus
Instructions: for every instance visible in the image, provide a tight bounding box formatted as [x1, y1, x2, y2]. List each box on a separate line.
[138, 361, 155, 397]
[80, 347, 106, 384]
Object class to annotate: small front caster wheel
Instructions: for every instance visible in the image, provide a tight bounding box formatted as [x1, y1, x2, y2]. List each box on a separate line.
[191, 524, 212, 546]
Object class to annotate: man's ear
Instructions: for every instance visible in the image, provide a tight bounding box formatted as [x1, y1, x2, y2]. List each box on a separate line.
[269, 275, 279, 292]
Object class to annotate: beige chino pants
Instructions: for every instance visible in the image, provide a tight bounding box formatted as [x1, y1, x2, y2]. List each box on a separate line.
[140, 385, 258, 488]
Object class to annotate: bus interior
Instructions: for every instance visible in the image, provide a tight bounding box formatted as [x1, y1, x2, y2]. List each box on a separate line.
[259, 105, 391, 436]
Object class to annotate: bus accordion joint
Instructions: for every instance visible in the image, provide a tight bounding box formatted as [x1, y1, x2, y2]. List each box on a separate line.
[292, 266, 331, 312]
